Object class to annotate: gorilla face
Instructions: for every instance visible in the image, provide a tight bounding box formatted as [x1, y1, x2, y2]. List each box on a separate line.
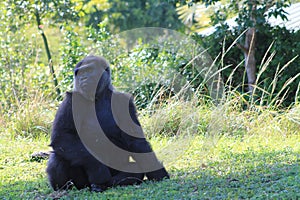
[74, 55, 112, 101]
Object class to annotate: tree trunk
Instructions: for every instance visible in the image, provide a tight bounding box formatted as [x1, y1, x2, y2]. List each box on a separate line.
[237, 1, 257, 94]
[35, 10, 61, 98]
[244, 27, 256, 93]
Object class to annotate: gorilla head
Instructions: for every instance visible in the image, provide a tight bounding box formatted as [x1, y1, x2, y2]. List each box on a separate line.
[74, 55, 112, 101]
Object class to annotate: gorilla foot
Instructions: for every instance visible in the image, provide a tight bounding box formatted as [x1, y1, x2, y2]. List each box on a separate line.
[113, 176, 144, 186]
[90, 184, 107, 192]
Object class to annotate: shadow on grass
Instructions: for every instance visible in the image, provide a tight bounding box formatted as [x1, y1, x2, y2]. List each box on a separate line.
[170, 149, 300, 199]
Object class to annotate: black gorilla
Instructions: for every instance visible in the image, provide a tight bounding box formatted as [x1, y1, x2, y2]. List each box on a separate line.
[46, 55, 169, 192]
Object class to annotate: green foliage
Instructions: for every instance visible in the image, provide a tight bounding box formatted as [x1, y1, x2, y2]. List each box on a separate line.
[229, 1, 290, 30]
[4, 0, 80, 23]
[58, 22, 111, 93]
[0, 28, 32, 107]
[0, 3, 54, 109]
[86, 0, 186, 33]
[109, 41, 207, 109]
[2, 0, 83, 98]
[178, 0, 299, 106]
[59, 27, 87, 93]
[87, 22, 111, 44]
[111, 45, 178, 109]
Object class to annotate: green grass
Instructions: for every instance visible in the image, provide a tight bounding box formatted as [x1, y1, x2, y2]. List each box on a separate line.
[1, 128, 299, 199]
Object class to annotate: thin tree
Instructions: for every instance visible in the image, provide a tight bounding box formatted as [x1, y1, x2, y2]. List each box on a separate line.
[34, 8, 60, 97]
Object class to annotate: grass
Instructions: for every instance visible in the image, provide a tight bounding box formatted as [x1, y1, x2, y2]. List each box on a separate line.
[1, 100, 300, 199]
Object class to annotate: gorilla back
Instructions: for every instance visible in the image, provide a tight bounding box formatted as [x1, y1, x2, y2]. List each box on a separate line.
[46, 56, 169, 192]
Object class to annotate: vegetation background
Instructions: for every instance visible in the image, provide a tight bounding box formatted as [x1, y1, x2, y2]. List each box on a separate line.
[0, 0, 299, 199]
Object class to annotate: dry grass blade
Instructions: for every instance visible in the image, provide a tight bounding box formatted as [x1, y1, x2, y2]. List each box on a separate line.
[270, 73, 300, 106]
[260, 41, 275, 66]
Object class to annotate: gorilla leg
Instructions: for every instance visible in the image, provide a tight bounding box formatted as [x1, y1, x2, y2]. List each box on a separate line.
[82, 160, 112, 192]
[111, 172, 144, 186]
[46, 153, 71, 190]
[69, 166, 89, 189]
[108, 168, 144, 186]
[47, 153, 89, 190]
[146, 168, 170, 181]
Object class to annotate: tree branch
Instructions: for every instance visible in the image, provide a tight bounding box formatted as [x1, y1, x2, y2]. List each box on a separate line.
[236, 43, 248, 54]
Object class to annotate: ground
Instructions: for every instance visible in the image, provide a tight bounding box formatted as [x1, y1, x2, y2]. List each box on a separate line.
[0, 132, 299, 199]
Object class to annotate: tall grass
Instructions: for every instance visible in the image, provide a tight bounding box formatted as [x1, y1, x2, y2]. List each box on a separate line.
[141, 88, 300, 137]
[138, 40, 300, 166]
[2, 90, 56, 139]
[2, 32, 299, 140]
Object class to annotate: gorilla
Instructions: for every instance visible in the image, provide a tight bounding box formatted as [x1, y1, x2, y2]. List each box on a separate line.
[46, 55, 169, 192]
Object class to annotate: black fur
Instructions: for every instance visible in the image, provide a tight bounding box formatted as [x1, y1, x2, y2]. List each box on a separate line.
[46, 56, 169, 192]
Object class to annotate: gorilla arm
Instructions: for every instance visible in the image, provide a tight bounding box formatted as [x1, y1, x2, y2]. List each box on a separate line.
[50, 92, 111, 184]
[50, 93, 93, 165]
[120, 95, 170, 181]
